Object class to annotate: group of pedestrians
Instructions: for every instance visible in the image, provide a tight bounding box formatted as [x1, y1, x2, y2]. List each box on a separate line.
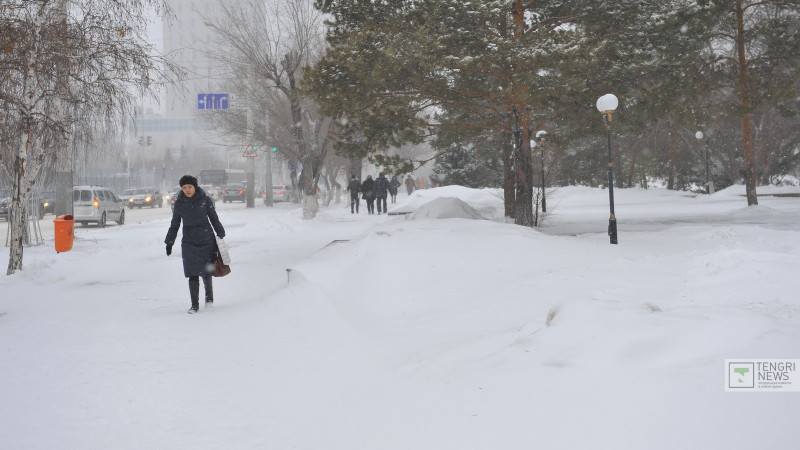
[347, 173, 403, 214]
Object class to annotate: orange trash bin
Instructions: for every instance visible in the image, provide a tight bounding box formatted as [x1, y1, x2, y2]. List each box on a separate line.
[54, 214, 75, 253]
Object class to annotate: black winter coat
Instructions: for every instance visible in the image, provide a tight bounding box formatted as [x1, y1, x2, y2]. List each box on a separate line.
[165, 187, 226, 277]
[374, 175, 390, 198]
[347, 179, 361, 198]
[361, 178, 375, 200]
[388, 177, 400, 196]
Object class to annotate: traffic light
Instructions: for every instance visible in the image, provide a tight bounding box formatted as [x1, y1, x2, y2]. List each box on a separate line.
[138, 136, 144, 146]
[146, 136, 152, 146]
[272, 146, 277, 152]
[253, 145, 259, 151]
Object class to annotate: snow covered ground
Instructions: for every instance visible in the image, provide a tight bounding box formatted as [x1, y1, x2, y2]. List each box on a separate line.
[1, 184, 799, 449]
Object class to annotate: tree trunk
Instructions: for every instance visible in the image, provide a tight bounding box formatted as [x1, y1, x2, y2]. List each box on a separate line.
[667, 133, 677, 190]
[502, 129, 515, 219]
[736, 0, 758, 205]
[628, 140, 639, 188]
[7, 154, 27, 275]
[300, 115, 330, 219]
[7, 123, 41, 275]
[512, 106, 534, 227]
[349, 158, 362, 181]
[302, 192, 319, 219]
[509, 1, 533, 227]
[615, 141, 624, 189]
[285, 55, 316, 215]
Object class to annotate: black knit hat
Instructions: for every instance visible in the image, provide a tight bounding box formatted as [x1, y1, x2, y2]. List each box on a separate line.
[179, 175, 198, 188]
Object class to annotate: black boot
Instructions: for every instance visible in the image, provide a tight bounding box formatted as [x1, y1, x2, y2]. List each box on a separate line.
[203, 276, 213, 309]
[188, 276, 200, 313]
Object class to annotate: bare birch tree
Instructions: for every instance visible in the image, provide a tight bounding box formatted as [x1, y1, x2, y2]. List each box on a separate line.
[203, 0, 330, 219]
[0, 0, 180, 275]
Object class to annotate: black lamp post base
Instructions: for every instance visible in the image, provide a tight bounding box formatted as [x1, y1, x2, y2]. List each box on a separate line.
[608, 217, 618, 244]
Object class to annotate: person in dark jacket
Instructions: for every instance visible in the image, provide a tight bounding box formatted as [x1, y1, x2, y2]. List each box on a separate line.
[347, 175, 361, 214]
[389, 175, 401, 204]
[361, 175, 376, 214]
[165, 175, 226, 314]
[374, 172, 390, 214]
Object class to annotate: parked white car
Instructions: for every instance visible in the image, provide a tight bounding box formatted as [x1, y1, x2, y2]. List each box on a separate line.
[271, 184, 294, 202]
[72, 186, 125, 227]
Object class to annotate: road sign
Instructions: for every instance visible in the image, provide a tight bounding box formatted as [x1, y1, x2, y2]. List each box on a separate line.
[229, 94, 247, 110]
[197, 93, 229, 110]
[242, 144, 258, 157]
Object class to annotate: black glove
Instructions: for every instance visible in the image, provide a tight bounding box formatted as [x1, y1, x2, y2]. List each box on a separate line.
[166, 244, 172, 256]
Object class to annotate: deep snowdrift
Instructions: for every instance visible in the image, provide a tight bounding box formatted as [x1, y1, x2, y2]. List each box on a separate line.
[1, 184, 799, 450]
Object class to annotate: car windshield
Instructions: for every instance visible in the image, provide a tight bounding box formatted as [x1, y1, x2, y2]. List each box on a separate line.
[136, 188, 150, 194]
[123, 189, 136, 195]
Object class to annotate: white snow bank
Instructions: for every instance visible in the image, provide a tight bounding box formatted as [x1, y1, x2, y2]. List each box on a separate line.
[391, 185, 503, 219]
[406, 197, 486, 220]
[1, 185, 799, 450]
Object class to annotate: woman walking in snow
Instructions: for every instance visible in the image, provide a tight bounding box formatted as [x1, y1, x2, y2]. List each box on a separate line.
[389, 175, 400, 204]
[361, 175, 376, 215]
[165, 175, 226, 314]
[374, 172, 390, 214]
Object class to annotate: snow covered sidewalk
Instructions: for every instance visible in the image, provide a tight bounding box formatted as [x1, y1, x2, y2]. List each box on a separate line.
[1, 185, 799, 449]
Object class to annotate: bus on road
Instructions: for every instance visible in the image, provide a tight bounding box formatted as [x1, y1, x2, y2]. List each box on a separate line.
[199, 169, 246, 187]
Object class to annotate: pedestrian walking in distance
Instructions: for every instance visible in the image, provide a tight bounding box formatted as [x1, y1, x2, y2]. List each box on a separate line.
[165, 175, 226, 314]
[374, 172, 390, 214]
[347, 175, 361, 214]
[389, 175, 401, 204]
[405, 175, 415, 196]
[361, 175, 376, 215]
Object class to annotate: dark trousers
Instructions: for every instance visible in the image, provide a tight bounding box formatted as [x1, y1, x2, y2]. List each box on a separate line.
[365, 198, 375, 214]
[350, 196, 359, 213]
[189, 275, 213, 308]
[377, 196, 387, 213]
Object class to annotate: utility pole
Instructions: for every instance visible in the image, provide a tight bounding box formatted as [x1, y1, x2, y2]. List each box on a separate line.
[264, 111, 274, 207]
[245, 69, 256, 208]
[54, 0, 73, 216]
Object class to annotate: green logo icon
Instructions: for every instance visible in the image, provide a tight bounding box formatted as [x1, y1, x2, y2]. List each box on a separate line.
[734, 367, 750, 383]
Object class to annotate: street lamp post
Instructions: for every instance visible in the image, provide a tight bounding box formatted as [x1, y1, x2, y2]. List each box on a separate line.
[695, 131, 716, 194]
[536, 130, 547, 213]
[695, 131, 710, 195]
[596, 94, 619, 244]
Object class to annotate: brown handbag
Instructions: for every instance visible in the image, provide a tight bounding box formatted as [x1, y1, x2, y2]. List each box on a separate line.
[213, 250, 231, 277]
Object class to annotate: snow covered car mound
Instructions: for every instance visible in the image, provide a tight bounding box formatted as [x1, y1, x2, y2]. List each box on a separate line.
[406, 197, 486, 220]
